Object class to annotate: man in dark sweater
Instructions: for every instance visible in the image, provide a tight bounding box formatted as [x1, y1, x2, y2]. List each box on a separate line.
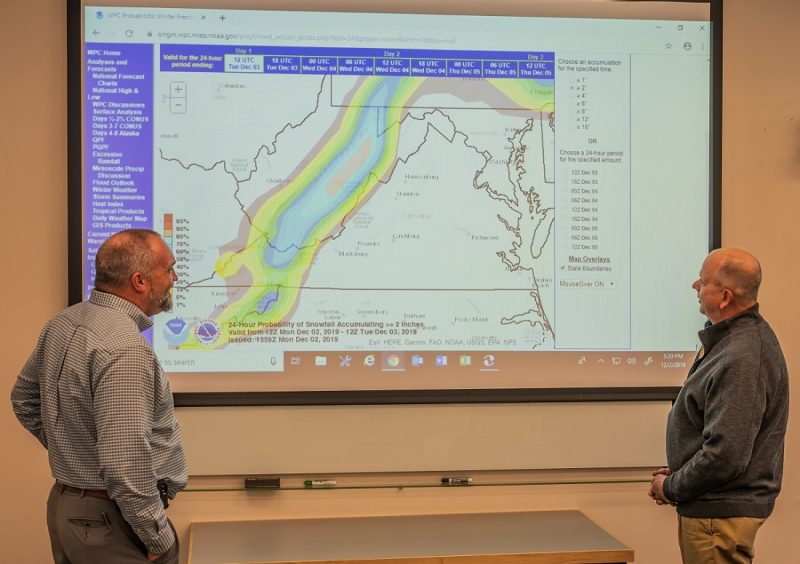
[649, 248, 788, 563]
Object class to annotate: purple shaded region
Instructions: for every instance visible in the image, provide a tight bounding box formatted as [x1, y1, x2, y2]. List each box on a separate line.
[483, 60, 519, 78]
[300, 56, 337, 75]
[160, 44, 553, 67]
[411, 59, 447, 77]
[167, 318, 187, 335]
[520, 60, 554, 79]
[338, 57, 374, 75]
[159, 44, 555, 78]
[258, 290, 279, 314]
[161, 47, 224, 73]
[375, 58, 411, 76]
[265, 56, 301, 74]
[85, 43, 153, 297]
[447, 59, 483, 77]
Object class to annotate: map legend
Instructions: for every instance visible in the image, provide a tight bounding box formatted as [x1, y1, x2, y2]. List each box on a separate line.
[163, 213, 173, 246]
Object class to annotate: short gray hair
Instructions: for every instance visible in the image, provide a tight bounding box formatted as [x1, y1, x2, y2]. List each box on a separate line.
[94, 229, 162, 291]
[717, 254, 762, 304]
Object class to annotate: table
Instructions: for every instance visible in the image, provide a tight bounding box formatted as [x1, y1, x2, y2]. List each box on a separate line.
[188, 510, 634, 564]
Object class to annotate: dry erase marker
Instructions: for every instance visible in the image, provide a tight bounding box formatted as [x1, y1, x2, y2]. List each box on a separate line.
[304, 479, 336, 488]
[441, 477, 472, 486]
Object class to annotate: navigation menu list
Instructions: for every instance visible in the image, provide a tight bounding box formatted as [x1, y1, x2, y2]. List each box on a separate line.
[85, 43, 153, 297]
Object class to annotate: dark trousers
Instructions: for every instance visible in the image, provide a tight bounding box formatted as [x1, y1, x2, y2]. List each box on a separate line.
[46, 483, 179, 564]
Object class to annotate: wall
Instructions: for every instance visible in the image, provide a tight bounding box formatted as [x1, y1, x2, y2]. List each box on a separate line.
[0, 1, 70, 563]
[2, 0, 798, 562]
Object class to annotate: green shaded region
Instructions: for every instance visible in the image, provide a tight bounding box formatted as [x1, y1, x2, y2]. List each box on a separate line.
[181, 76, 424, 349]
[180, 77, 554, 350]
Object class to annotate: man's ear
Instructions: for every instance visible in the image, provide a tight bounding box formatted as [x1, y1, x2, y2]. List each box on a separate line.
[131, 272, 147, 294]
[719, 287, 734, 310]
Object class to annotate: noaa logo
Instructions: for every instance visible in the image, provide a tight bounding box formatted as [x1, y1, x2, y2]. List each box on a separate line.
[194, 320, 220, 345]
[163, 317, 189, 346]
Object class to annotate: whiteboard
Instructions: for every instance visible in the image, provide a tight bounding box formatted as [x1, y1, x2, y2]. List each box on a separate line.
[177, 401, 670, 475]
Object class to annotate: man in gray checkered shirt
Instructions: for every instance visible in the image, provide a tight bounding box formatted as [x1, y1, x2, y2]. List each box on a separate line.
[12, 229, 188, 563]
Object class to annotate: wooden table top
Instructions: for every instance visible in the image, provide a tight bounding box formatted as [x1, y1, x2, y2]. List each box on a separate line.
[188, 510, 634, 564]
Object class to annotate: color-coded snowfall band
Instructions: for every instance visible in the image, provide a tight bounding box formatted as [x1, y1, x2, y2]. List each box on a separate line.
[84, 42, 555, 294]
[159, 45, 555, 79]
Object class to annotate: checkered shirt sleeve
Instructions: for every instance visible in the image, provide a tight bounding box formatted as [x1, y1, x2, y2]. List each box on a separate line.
[11, 290, 188, 555]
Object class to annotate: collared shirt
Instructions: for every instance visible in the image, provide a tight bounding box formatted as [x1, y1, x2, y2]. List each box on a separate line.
[11, 290, 188, 554]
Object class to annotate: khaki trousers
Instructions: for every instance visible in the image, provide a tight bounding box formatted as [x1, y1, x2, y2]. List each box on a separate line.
[678, 514, 765, 564]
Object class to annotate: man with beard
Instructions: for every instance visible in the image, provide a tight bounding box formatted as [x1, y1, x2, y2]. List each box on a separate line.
[12, 229, 187, 563]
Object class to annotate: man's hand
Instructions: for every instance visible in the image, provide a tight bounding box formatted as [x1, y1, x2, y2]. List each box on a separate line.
[648, 467, 675, 506]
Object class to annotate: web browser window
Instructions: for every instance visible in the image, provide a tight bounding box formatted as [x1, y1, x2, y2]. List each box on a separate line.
[75, 1, 714, 393]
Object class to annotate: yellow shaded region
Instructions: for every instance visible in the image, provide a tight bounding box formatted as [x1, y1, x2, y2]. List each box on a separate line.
[488, 78, 555, 112]
[180, 77, 425, 350]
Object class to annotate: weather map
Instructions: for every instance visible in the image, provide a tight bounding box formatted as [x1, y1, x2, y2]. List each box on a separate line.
[151, 47, 557, 367]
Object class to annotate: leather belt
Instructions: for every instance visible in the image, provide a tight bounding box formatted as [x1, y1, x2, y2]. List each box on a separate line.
[56, 481, 111, 501]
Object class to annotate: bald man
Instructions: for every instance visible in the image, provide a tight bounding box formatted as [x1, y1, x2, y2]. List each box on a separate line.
[12, 229, 187, 563]
[649, 249, 789, 563]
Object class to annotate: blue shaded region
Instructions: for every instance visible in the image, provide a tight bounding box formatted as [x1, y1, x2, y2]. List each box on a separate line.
[264, 77, 400, 269]
[258, 290, 279, 314]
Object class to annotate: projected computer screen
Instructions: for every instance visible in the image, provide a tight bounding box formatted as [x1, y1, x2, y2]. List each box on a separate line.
[71, 0, 717, 394]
